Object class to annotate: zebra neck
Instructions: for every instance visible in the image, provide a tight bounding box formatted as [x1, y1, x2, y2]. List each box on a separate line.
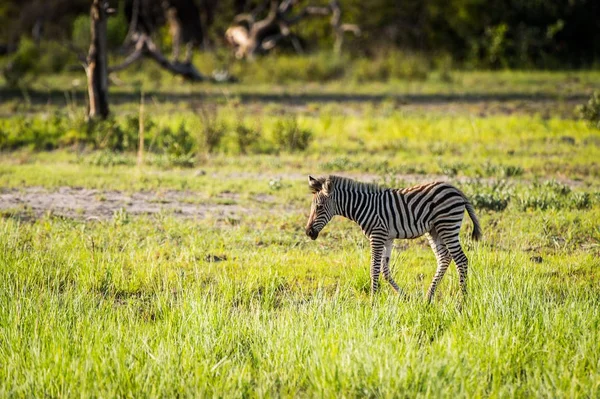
[335, 190, 381, 230]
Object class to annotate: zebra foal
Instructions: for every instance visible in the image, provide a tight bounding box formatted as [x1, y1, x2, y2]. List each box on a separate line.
[305, 175, 482, 301]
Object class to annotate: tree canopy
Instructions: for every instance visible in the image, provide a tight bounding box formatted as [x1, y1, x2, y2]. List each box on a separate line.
[1, 0, 599, 68]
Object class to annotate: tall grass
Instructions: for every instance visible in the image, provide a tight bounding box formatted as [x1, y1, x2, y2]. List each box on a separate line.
[0, 211, 598, 397]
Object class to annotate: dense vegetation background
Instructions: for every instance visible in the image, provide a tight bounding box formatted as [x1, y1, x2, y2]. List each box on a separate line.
[1, 0, 600, 78]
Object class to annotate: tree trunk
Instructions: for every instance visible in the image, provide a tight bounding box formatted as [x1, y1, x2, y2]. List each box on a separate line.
[87, 0, 109, 119]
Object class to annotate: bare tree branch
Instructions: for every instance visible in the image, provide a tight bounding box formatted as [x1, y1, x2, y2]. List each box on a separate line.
[226, 0, 360, 59]
[109, 34, 206, 81]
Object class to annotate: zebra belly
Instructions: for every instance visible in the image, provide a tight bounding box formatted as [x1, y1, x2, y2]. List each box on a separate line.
[392, 220, 431, 239]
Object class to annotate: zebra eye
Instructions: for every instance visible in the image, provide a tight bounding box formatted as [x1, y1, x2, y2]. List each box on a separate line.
[316, 204, 323, 210]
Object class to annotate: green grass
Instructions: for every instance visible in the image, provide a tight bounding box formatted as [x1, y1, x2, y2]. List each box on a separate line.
[1, 211, 599, 397]
[1, 71, 600, 396]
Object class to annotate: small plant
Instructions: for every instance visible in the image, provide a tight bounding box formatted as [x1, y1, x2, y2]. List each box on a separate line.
[158, 123, 195, 157]
[462, 179, 512, 212]
[321, 157, 362, 172]
[273, 117, 313, 152]
[577, 91, 600, 129]
[84, 151, 135, 167]
[438, 161, 468, 177]
[269, 178, 283, 191]
[570, 192, 591, 209]
[196, 108, 227, 154]
[113, 208, 130, 225]
[501, 165, 524, 178]
[234, 122, 261, 154]
[536, 180, 571, 196]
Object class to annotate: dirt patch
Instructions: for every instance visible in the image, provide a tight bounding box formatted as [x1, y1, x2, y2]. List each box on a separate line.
[0, 187, 284, 221]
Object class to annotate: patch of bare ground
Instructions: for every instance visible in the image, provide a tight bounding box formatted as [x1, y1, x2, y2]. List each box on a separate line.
[0, 173, 585, 221]
[0, 187, 285, 221]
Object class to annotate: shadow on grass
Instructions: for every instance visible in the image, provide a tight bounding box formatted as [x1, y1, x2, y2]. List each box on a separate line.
[0, 87, 589, 108]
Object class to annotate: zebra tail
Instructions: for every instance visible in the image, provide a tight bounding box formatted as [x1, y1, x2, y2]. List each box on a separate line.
[465, 201, 482, 241]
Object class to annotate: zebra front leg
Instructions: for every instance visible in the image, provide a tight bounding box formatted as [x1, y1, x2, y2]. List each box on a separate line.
[381, 240, 401, 294]
[369, 237, 385, 295]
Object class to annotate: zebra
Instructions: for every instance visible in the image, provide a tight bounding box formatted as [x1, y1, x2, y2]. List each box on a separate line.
[305, 175, 482, 301]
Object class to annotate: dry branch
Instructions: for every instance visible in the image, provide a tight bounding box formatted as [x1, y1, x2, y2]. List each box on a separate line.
[226, 0, 360, 59]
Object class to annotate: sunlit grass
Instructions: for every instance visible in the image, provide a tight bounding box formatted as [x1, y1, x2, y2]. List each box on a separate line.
[1, 70, 599, 396]
[0, 211, 598, 397]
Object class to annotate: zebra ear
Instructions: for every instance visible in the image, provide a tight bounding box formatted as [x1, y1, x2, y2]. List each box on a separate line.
[308, 176, 322, 193]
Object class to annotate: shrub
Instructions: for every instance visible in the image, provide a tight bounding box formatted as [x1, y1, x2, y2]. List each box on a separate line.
[577, 91, 600, 130]
[3, 38, 39, 87]
[517, 187, 593, 211]
[234, 122, 261, 154]
[479, 162, 524, 178]
[462, 180, 512, 212]
[470, 192, 510, 212]
[232, 54, 346, 84]
[438, 161, 469, 177]
[84, 151, 135, 167]
[351, 51, 430, 82]
[84, 118, 137, 152]
[196, 109, 227, 154]
[155, 123, 195, 157]
[321, 157, 362, 172]
[273, 117, 313, 152]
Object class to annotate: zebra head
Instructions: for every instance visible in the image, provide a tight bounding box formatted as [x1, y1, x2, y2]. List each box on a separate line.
[306, 176, 335, 240]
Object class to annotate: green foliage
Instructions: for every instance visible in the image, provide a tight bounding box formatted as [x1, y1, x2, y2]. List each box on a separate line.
[71, 14, 91, 51]
[232, 53, 347, 84]
[234, 122, 262, 154]
[72, 8, 127, 51]
[321, 157, 363, 172]
[196, 109, 227, 155]
[351, 51, 430, 82]
[106, 5, 128, 49]
[83, 151, 135, 167]
[577, 91, 600, 130]
[155, 123, 195, 158]
[462, 180, 512, 212]
[517, 180, 595, 211]
[3, 38, 39, 87]
[273, 117, 313, 152]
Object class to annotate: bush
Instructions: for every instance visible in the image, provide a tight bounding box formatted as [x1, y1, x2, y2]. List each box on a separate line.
[438, 161, 469, 177]
[3, 38, 39, 87]
[321, 157, 362, 172]
[234, 122, 261, 154]
[273, 117, 313, 152]
[0, 113, 72, 150]
[351, 51, 430, 82]
[577, 91, 600, 130]
[461, 180, 512, 212]
[155, 123, 195, 157]
[479, 162, 524, 178]
[196, 109, 227, 154]
[232, 54, 346, 84]
[83, 151, 135, 167]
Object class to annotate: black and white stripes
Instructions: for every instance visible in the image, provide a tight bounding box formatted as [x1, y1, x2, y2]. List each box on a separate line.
[305, 175, 482, 300]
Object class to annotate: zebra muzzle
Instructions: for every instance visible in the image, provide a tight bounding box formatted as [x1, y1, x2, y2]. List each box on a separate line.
[306, 227, 319, 240]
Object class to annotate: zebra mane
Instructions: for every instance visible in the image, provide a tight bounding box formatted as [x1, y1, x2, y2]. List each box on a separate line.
[326, 175, 383, 193]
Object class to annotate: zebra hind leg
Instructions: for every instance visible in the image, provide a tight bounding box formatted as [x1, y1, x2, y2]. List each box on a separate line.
[369, 237, 384, 295]
[426, 228, 452, 303]
[438, 230, 469, 297]
[381, 240, 401, 294]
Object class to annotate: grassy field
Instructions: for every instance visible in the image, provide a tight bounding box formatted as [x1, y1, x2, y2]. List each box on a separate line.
[1, 71, 600, 397]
